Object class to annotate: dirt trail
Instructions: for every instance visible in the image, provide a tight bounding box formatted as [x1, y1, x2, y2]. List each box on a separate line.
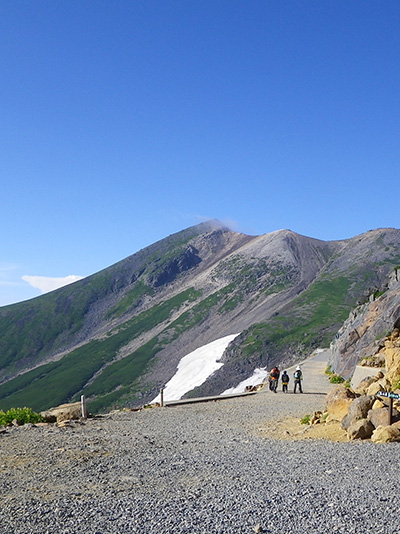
[254, 349, 349, 442]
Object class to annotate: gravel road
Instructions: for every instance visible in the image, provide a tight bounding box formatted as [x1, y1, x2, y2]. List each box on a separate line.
[1, 351, 399, 534]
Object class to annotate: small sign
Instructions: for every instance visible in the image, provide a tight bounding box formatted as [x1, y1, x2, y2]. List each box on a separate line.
[377, 391, 400, 400]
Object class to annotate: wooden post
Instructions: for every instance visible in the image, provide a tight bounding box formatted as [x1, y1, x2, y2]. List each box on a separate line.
[160, 387, 164, 407]
[81, 395, 88, 419]
[389, 397, 393, 426]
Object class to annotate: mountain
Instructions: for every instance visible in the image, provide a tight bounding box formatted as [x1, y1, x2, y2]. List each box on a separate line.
[1, 221, 400, 413]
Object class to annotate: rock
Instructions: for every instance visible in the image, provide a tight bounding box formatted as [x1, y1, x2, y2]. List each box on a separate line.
[354, 376, 376, 395]
[325, 385, 356, 421]
[371, 425, 400, 443]
[347, 419, 374, 440]
[367, 407, 400, 428]
[245, 384, 264, 392]
[391, 420, 400, 431]
[341, 395, 375, 430]
[371, 399, 385, 410]
[41, 402, 83, 424]
[366, 381, 384, 396]
[310, 411, 323, 424]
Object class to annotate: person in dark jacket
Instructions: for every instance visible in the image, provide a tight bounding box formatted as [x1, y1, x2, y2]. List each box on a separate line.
[281, 370, 289, 392]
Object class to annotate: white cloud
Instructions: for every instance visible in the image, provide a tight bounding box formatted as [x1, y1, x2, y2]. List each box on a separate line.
[22, 274, 84, 294]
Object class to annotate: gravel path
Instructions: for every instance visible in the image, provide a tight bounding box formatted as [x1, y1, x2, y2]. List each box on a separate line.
[1, 351, 399, 534]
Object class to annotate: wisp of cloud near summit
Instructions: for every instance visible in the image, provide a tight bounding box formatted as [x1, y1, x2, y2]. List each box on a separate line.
[21, 275, 84, 295]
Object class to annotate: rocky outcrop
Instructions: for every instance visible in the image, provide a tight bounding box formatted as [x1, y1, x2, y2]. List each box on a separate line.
[330, 268, 400, 379]
[323, 326, 400, 441]
[41, 402, 84, 424]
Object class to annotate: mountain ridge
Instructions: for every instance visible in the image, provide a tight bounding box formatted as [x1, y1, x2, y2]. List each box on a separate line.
[1, 222, 400, 412]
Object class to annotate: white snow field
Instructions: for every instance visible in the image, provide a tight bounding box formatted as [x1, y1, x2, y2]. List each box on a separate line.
[152, 333, 240, 403]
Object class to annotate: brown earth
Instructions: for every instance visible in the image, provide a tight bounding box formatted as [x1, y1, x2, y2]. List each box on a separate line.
[255, 416, 348, 442]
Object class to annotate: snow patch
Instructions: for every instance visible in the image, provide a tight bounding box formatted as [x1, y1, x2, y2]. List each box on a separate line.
[222, 367, 268, 395]
[152, 333, 240, 403]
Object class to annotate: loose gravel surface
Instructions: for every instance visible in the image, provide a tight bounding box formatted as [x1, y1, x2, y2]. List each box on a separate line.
[1, 352, 399, 534]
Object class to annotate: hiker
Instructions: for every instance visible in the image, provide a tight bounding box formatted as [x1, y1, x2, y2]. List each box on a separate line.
[293, 366, 303, 393]
[269, 366, 280, 393]
[281, 370, 289, 392]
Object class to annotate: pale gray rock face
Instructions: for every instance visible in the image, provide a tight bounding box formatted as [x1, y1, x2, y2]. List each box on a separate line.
[330, 268, 400, 380]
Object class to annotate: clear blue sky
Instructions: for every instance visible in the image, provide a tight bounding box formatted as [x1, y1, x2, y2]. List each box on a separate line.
[1, 1, 400, 306]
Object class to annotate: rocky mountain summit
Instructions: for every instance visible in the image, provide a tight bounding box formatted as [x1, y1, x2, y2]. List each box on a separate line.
[1, 222, 400, 414]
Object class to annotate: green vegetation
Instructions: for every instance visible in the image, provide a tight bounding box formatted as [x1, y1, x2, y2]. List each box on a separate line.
[0, 407, 44, 426]
[238, 275, 353, 363]
[300, 414, 311, 425]
[329, 374, 345, 384]
[0, 272, 115, 375]
[0, 288, 201, 412]
[107, 281, 153, 318]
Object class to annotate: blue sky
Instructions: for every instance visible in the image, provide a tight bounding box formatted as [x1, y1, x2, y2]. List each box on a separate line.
[1, 1, 400, 306]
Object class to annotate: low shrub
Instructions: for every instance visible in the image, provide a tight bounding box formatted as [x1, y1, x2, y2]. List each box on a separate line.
[300, 414, 311, 425]
[0, 407, 44, 427]
[329, 374, 345, 384]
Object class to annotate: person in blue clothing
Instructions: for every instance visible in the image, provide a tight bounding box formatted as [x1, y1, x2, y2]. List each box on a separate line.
[293, 366, 303, 393]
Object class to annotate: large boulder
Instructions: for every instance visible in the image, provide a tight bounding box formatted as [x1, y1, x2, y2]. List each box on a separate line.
[341, 395, 375, 430]
[371, 425, 400, 443]
[41, 402, 83, 423]
[347, 419, 374, 440]
[325, 385, 356, 422]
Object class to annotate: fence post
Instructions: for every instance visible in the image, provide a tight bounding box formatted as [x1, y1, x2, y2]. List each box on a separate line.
[81, 395, 88, 419]
[160, 387, 164, 407]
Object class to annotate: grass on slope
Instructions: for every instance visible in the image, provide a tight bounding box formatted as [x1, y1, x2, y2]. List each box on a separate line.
[0, 272, 113, 376]
[240, 276, 352, 359]
[0, 288, 201, 412]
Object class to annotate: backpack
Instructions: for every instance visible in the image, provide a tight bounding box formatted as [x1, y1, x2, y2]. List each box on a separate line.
[294, 370, 301, 380]
[271, 367, 279, 379]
